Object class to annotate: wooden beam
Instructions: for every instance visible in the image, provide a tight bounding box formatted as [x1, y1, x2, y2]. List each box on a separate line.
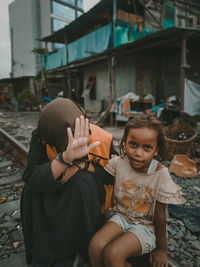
[67, 70, 71, 98]
[113, 0, 117, 47]
[108, 55, 116, 126]
[180, 37, 187, 110]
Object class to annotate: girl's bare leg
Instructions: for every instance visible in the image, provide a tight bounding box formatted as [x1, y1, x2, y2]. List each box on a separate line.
[89, 221, 123, 267]
[103, 231, 142, 267]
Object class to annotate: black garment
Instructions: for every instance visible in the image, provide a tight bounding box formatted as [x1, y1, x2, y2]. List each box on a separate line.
[21, 130, 106, 264]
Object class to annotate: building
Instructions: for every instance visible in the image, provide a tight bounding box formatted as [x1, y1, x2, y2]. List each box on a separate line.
[41, 0, 200, 118]
[8, 0, 84, 78]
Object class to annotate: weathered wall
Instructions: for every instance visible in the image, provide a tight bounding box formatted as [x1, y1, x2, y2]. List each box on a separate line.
[9, 0, 51, 78]
[163, 54, 181, 99]
[83, 50, 182, 113]
[83, 60, 109, 113]
[40, 0, 51, 39]
[115, 54, 136, 98]
[9, 0, 37, 77]
[144, 0, 200, 30]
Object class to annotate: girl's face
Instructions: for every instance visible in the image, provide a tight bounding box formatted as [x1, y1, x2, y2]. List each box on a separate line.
[125, 127, 158, 174]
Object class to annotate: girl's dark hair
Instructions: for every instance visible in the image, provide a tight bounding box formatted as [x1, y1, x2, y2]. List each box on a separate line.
[119, 114, 166, 162]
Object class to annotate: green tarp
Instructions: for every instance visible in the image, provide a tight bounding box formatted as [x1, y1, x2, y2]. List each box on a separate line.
[44, 45, 67, 70]
[44, 20, 157, 70]
[68, 23, 112, 63]
[163, 3, 176, 29]
[114, 20, 156, 47]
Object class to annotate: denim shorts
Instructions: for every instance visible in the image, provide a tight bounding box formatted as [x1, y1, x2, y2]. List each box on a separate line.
[109, 213, 156, 255]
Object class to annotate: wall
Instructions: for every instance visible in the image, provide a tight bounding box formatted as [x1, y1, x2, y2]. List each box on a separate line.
[144, 0, 200, 30]
[9, 0, 37, 77]
[82, 50, 183, 114]
[9, 0, 54, 78]
[83, 60, 109, 113]
[115, 54, 136, 98]
[163, 54, 181, 99]
[40, 0, 51, 39]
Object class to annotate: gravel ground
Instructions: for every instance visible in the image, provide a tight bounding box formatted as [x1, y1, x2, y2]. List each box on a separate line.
[0, 110, 200, 267]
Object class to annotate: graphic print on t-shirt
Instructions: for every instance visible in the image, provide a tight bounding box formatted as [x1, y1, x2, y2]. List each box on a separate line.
[119, 181, 153, 216]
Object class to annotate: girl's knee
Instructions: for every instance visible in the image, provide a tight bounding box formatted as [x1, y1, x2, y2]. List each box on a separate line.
[103, 244, 121, 266]
[88, 234, 105, 257]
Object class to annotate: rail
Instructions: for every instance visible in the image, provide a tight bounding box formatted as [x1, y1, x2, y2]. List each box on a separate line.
[0, 128, 28, 165]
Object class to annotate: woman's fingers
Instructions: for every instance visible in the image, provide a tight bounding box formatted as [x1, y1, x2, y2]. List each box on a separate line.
[67, 127, 73, 144]
[80, 116, 89, 138]
[85, 118, 89, 139]
[74, 116, 88, 139]
[74, 117, 80, 139]
[80, 115, 85, 137]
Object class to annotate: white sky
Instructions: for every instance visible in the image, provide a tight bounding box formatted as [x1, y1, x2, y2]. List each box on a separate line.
[0, 0, 100, 79]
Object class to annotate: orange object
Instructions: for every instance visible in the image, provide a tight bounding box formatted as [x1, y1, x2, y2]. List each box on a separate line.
[169, 154, 197, 178]
[88, 123, 112, 167]
[89, 124, 113, 211]
[122, 98, 130, 116]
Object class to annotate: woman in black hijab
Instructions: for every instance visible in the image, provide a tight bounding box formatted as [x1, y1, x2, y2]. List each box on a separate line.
[21, 98, 115, 267]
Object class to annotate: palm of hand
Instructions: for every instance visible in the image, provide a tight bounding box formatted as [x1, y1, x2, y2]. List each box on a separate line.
[63, 116, 100, 162]
[66, 136, 90, 161]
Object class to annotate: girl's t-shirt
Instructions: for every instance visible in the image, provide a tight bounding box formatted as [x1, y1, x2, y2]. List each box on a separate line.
[104, 156, 185, 233]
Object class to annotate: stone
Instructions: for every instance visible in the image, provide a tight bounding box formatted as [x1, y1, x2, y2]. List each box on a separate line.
[0, 252, 28, 267]
[8, 229, 23, 241]
[192, 241, 200, 251]
[0, 200, 20, 218]
[0, 175, 22, 185]
[195, 256, 200, 267]
[0, 221, 18, 228]
[12, 210, 21, 221]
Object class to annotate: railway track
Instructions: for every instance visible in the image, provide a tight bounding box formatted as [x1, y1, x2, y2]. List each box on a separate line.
[0, 127, 27, 266]
[0, 126, 186, 267]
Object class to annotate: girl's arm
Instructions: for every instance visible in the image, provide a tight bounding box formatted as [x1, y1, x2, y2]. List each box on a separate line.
[150, 201, 168, 267]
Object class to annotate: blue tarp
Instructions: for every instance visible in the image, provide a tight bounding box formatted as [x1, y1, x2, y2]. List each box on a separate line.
[68, 23, 112, 63]
[44, 21, 157, 70]
[44, 23, 112, 70]
[44, 45, 67, 70]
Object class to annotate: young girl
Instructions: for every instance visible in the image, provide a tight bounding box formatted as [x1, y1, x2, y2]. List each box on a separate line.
[88, 114, 185, 267]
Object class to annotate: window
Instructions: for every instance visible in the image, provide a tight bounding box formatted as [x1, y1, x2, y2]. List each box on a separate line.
[54, 43, 65, 49]
[77, 10, 83, 18]
[52, 1, 75, 21]
[77, 0, 83, 9]
[53, 18, 68, 32]
[163, 3, 176, 29]
[61, 0, 75, 6]
[65, 6, 75, 20]
[82, 75, 96, 100]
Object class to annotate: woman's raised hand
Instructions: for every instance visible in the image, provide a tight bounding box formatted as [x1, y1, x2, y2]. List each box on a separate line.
[62, 115, 100, 163]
